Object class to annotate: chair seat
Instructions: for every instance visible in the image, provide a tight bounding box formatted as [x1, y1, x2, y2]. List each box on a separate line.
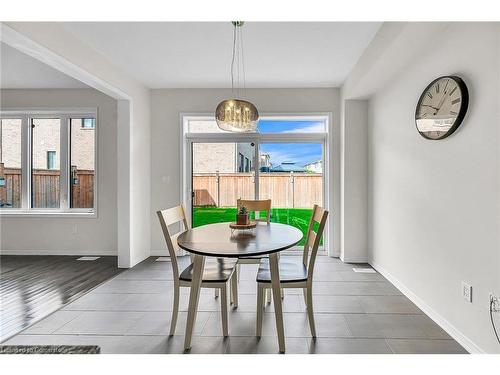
[180, 259, 237, 283]
[256, 259, 308, 284]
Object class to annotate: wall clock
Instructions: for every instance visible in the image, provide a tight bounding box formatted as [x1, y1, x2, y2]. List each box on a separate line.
[415, 75, 469, 140]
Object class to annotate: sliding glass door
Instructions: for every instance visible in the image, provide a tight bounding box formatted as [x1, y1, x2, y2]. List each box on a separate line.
[184, 116, 329, 251]
[191, 141, 256, 227]
[258, 142, 323, 247]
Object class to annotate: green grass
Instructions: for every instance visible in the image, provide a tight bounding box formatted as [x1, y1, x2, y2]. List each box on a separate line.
[192, 206, 316, 246]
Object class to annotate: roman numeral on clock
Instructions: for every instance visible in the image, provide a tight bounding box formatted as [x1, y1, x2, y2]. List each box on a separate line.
[449, 86, 457, 96]
[451, 98, 461, 105]
[450, 110, 458, 115]
[426, 92, 433, 99]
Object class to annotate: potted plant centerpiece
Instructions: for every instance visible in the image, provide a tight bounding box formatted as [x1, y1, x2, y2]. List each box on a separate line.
[236, 205, 249, 225]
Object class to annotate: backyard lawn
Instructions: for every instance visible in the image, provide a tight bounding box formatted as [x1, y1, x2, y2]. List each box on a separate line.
[192, 206, 316, 246]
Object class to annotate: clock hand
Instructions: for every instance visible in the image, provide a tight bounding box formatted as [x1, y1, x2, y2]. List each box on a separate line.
[435, 80, 450, 114]
[421, 104, 440, 111]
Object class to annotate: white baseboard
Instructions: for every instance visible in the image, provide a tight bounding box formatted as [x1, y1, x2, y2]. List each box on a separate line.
[0, 249, 117, 256]
[150, 249, 168, 256]
[370, 260, 485, 354]
[341, 255, 368, 263]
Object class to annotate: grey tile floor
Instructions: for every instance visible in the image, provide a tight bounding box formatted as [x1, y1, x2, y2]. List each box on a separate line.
[3, 256, 467, 354]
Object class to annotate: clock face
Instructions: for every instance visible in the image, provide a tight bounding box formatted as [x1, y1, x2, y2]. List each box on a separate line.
[415, 76, 469, 140]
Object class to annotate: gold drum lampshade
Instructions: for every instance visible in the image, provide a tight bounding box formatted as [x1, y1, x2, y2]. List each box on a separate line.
[215, 99, 259, 132]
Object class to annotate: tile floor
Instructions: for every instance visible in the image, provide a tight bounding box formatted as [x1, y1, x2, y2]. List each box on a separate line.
[3, 256, 467, 354]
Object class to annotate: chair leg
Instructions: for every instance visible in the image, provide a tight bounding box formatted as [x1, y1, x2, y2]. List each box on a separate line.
[220, 285, 229, 337]
[281, 288, 285, 300]
[256, 284, 264, 337]
[302, 288, 307, 306]
[231, 273, 238, 308]
[215, 289, 219, 298]
[169, 283, 180, 336]
[306, 284, 316, 337]
[237, 263, 241, 282]
[256, 286, 264, 336]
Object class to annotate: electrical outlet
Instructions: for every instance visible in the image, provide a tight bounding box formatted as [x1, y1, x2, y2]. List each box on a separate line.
[462, 282, 472, 303]
[490, 294, 500, 313]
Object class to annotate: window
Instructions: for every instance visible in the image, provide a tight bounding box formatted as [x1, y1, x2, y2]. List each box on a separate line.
[238, 152, 244, 173]
[82, 118, 95, 129]
[70, 118, 95, 209]
[0, 110, 96, 214]
[0, 119, 22, 208]
[46, 151, 57, 170]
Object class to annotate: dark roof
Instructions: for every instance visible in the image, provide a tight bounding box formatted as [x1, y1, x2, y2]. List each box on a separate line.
[270, 162, 306, 172]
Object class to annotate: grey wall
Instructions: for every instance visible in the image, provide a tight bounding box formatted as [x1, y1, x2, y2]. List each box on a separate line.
[150, 88, 340, 255]
[341, 99, 369, 262]
[0, 89, 118, 254]
[367, 23, 500, 353]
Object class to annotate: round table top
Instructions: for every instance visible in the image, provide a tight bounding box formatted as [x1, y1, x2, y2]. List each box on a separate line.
[177, 222, 303, 258]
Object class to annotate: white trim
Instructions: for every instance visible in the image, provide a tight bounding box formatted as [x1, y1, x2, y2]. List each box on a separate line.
[0, 108, 98, 216]
[370, 260, 484, 354]
[0, 24, 131, 101]
[1, 24, 134, 268]
[341, 254, 367, 263]
[0, 249, 116, 256]
[150, 249, 170, 256]
[1, 108, 97, 116]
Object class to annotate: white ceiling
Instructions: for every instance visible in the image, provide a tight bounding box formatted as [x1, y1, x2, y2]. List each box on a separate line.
[62, 22, 381, 89]
[0, 43, 88, 89]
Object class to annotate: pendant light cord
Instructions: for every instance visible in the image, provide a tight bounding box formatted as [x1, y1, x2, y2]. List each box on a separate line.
[231, 23, 236, 96]
[230, 22, 247, 99]
[240, 25, 246, 94]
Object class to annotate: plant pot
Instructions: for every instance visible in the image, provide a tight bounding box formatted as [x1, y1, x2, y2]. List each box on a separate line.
[236, 213, 249, 225]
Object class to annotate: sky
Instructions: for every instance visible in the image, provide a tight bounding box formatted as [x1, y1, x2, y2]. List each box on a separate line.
[258, 120, 323, 166]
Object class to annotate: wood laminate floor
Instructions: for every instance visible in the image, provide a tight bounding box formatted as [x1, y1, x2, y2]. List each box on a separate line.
[0, 256, 122, 343]
[2, 255, 467, 354]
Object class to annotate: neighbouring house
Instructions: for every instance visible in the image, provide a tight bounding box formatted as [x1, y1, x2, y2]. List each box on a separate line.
[192, 142, 254, 173]
[259, 153, 272, 172]
[304, 159, 322, 173]
[0, 118, 95, 171]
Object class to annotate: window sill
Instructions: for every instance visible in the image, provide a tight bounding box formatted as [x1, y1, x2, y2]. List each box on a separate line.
[0, 210, 97, 218]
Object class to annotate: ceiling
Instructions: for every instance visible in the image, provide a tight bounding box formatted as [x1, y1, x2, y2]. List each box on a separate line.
[61, 22, 381, 89]
[1, 43, 89, 89]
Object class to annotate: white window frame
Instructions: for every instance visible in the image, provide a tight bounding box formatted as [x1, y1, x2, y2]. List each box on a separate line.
[180, 113, 332, 253]
[0, 108, 98, 217]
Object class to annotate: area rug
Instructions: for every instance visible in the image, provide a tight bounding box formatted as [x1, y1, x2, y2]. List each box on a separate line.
[0, 345, 100, 354]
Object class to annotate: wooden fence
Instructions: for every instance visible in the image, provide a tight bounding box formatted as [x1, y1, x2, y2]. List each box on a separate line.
[0, 168, 94, 208]
[193, 172, 323, 208]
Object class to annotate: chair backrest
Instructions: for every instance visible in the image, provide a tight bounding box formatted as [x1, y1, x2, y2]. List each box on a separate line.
[302, 204, 329, 281]
[157, 204, 190, 281]
[237, 199, 272, 223]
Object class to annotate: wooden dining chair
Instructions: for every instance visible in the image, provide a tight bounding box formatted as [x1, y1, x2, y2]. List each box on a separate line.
[157, 205, 238, 336]
[255, 204, 328, 338]
[235, 199, 275, 302]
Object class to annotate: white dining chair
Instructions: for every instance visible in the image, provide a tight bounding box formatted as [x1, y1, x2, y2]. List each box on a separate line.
[255, 204, 328, 337]
[157, 205, 238, 336]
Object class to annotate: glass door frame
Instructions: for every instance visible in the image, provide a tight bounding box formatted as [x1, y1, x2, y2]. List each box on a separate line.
[181, 113, 331, 253]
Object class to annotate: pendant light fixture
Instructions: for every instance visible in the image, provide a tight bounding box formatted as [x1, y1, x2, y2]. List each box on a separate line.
[215, 21, 259, 132]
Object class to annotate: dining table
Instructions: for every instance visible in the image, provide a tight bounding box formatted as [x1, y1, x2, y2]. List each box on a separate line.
[177, 221, 303, 353]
